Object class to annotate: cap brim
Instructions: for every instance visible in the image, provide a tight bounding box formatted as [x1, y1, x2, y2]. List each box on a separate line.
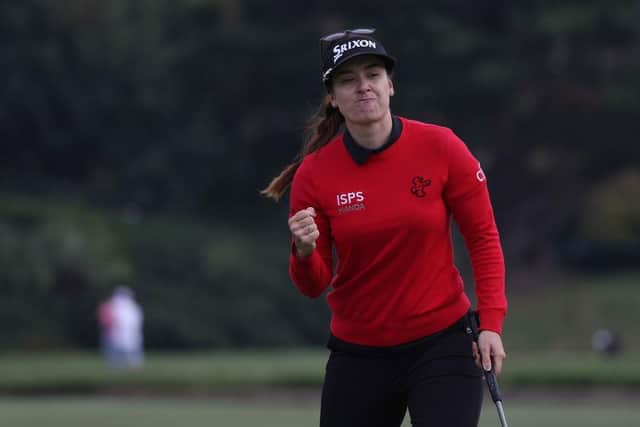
[323, 52, 396, 85]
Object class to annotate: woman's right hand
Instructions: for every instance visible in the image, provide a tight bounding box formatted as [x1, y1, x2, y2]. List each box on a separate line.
[288, 207, 319, 258]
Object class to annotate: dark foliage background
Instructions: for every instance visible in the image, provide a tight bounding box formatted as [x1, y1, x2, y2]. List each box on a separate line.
[1, 0, 638, 349]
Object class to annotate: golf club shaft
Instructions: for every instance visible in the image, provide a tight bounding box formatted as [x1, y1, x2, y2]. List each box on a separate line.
[495, 401, 508, 427]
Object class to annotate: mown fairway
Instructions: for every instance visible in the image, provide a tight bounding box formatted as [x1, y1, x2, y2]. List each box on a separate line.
[0, 395, 638, 427]
[0, 350, 639, 427]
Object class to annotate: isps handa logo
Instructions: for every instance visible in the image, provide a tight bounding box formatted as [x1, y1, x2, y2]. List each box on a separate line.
[410, 176, 431, 198]
[336, 191, 365, 214]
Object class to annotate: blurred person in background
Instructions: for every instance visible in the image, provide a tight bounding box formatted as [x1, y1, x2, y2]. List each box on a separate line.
[262, 28, 507, 427]
[97, 285, 144, 368]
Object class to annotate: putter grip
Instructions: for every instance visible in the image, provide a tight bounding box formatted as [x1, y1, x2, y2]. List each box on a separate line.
[484, 369, 503, 403]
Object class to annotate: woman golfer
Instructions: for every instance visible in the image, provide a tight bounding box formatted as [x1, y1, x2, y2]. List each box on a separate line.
[262, 28, 507, 427]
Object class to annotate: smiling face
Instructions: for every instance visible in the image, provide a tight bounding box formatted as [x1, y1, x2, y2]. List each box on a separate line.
[328, 55, 394, 127]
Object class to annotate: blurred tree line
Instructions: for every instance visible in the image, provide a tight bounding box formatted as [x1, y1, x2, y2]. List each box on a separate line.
[1, 0, 639, 349]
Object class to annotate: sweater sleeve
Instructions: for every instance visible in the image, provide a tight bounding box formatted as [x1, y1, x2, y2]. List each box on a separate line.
[288, 159, 333, 298]
[443, 130, 507, 334]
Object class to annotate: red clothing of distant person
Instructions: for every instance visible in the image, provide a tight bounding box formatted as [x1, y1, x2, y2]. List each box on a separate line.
[98, 301, 114, 330]
[289, 117, 506, 346]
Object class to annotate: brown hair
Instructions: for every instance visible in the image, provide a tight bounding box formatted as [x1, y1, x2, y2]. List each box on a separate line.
[261, 94, 344, 201]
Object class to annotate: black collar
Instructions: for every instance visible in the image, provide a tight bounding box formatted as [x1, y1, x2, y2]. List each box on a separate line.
[343, 116, 403, 165]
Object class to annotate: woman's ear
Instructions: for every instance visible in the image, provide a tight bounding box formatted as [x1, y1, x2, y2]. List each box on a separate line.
[389, 78, 395, 96]
[329, 93, 337, 108]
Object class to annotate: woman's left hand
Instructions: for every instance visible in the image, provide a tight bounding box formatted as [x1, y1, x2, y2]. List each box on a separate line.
[472, 330, 506, 375]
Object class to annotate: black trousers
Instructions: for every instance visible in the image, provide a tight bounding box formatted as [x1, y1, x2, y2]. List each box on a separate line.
[320, 315, 483, 427]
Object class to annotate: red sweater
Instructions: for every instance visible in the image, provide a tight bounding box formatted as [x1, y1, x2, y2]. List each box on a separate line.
[289, 117, 506, 346]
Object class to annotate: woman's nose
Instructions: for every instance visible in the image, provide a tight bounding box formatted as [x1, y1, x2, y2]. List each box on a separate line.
[356, 76, 371, 92]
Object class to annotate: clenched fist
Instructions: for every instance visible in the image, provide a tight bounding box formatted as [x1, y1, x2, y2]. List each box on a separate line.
[289, 207, 319, 258]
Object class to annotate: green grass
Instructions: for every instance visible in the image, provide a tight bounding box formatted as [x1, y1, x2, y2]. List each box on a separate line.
[0, 396, 638, 427]
[503, 352, 640, 386]
[0, 350, 639, 393]
[0, 350, 324, 392]
[501, 272, 640, 352]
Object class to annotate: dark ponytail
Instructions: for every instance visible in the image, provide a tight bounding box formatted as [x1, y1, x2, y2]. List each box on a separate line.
[261, 95, 344, 201]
